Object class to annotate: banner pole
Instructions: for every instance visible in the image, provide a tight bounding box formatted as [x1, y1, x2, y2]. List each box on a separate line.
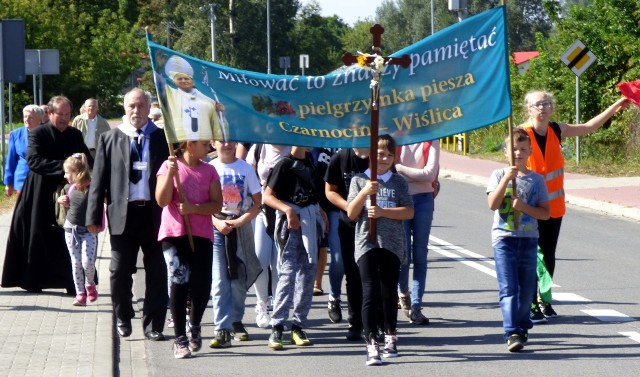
[146, 27, 196, 252]
[500, 0, 519, 228]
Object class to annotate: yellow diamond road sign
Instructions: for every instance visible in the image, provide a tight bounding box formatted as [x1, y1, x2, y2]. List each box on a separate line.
[561, 40, 597, 77]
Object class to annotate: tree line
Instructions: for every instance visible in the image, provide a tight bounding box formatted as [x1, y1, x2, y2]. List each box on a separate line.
[1, 0, 638, 162]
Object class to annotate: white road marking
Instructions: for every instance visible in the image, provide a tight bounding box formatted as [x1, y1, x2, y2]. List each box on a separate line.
[618, 332, 640, 343]
[429, 236, 564, 287]
[553, 292, 591, 302]
[429, 244, 496, 278]
[430, 235, 639, 336]
[581, 309, 634, 322]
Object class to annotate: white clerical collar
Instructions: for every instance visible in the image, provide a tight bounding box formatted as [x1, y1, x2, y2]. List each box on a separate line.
[118, 117, 149, 137]
[364, 169, 393, 183]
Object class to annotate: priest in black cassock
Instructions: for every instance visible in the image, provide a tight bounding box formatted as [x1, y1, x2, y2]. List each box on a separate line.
[2, 96, 92, 293]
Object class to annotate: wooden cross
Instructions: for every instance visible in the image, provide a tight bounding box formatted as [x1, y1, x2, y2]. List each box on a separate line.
[341, 24, 410, 242]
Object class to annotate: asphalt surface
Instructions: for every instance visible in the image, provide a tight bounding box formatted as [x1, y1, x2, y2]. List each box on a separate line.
[1, 150, 639, 376]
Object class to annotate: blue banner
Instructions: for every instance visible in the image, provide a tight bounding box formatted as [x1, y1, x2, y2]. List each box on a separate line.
[148, 6, 511, 147]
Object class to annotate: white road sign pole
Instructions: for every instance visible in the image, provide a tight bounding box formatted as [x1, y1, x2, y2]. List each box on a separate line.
[561, 40, 597, 165]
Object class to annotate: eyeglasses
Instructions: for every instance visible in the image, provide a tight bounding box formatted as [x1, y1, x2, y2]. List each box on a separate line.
[530, 101, 552, 109]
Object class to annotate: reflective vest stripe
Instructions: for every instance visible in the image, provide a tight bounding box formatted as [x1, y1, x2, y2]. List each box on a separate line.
[545, 167, 564, 181]
[547, 188, 565, 201]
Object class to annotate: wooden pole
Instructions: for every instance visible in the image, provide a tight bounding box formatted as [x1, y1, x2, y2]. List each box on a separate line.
[167, 143, 196, 252]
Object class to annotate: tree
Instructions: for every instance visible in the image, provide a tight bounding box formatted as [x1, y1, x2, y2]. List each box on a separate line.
[0, 0, 142, 115]
[288, 1, 350, 75]
[509, 0, 640, 161]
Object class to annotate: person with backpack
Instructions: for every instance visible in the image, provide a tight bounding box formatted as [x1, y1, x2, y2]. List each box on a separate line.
[263, 146, 327, 350]
[247, 144, 291, 328]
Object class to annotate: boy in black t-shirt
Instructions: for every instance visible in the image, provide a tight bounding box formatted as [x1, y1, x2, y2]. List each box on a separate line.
[324, 148, 370, 340]
[263, 146, 327, 350]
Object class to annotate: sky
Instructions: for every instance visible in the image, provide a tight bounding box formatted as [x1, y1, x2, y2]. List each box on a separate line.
[299, 0, 385, 26]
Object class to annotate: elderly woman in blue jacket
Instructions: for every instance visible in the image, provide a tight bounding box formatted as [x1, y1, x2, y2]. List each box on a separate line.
[4, 105, 45, 197]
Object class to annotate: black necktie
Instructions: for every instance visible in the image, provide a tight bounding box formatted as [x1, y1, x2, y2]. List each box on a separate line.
[130, 129, 143, 184]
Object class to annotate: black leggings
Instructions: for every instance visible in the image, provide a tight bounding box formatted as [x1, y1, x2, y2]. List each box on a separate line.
[163, 236, 213, 338]
[358, 248, 400, 338]
[339, 220, 363, 328]
[537, 216, 563, 277]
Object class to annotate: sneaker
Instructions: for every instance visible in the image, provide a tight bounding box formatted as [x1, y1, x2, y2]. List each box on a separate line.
[382, 334, 398, 358]
[166, 317, 175, 328]
[328, 298, 342, 323]
[346, 325, 363, 341]
[209, 329, 232, 349]
[539, 301, 558, 318]
[409, 308, 430, 325]
[255, 300, 271, 328]
[530, 304, 548, 324]
[507, 334, 524, 352]
[187, 325, 202, 352]
[85, 284, 98, 302]
[173, 336, 191, 359]
[399, 295, 411, 318]
[291, 325, 312, 346]
[268, 325, 284, 350]
[366, 337, 382, 366]
[73, 293, 87, 306]
[231, 321, 249, 341]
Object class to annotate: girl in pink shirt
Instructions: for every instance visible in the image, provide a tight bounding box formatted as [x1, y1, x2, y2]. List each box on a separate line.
[156, 140, 222, 359]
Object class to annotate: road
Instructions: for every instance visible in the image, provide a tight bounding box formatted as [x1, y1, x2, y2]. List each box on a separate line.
[138, 178, 640, 376]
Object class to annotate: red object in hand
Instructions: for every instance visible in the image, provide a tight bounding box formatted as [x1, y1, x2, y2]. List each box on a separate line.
[617, 81, 640, 107]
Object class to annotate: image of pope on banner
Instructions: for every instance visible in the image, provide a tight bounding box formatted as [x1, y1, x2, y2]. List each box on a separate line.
[153, 54, 229, 142]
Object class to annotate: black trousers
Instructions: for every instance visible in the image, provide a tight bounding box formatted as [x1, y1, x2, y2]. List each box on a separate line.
[338, 219, 363, 328]
[109, 204, 167, 333]
[358, 248, 400, 337]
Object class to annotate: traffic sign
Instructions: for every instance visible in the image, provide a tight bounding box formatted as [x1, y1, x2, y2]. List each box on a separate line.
[299, 54, 309, 69]
[560, 39, 596, 77]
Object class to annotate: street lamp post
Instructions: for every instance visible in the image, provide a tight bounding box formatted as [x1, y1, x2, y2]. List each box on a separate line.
[267, 0, 272, 74]
[200, 3, 216, 62]
[431, 0, 434, 35]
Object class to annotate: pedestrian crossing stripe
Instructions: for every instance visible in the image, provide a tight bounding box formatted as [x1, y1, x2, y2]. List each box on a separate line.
[619, 332, 640, 344]
[561, 39, 597, 77]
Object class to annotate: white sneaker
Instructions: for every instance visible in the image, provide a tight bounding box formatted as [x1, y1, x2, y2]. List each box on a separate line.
[366, 339, 382, 366]
[255, 300, 271, 328]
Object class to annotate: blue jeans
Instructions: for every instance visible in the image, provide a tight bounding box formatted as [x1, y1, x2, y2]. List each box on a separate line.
[211, 228, 247, 331]
[493, 237, 537, 340]
[327, 210, 344, 299]
[398, 193, 434, 308]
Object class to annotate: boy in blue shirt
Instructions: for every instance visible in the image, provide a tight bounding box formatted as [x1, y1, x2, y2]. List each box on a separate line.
[487, 128, 550, 352]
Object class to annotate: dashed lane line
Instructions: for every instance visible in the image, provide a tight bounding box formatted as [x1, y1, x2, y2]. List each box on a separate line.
[429, 235, 640, 343]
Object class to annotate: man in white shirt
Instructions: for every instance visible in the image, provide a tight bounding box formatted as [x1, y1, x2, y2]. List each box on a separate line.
[72, 98, 111, 157]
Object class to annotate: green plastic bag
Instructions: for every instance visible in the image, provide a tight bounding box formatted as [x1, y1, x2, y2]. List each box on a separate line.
[536, 246, 553, 303]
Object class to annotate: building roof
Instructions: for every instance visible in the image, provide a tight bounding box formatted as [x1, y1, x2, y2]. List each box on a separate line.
[513, 51, 539, 65]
